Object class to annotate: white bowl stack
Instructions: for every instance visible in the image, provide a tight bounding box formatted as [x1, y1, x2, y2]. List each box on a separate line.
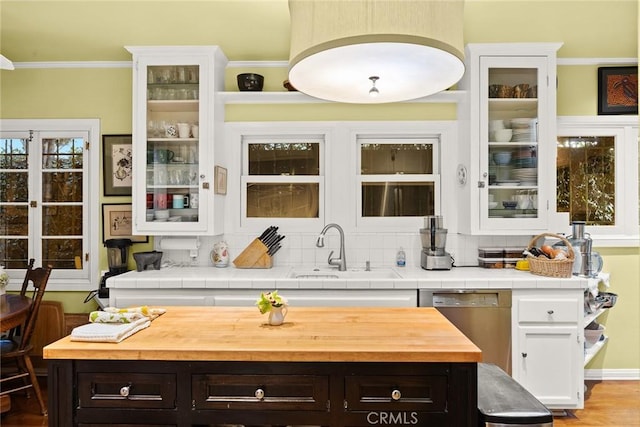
[509, 118, 538, 142]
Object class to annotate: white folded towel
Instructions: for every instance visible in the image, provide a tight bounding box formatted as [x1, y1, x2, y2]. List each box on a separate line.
[71, 317, 151, 343]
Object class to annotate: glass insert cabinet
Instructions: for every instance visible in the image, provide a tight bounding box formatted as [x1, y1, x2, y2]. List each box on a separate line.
[460, 43, 562, 235]
[127, 46, 227, 236]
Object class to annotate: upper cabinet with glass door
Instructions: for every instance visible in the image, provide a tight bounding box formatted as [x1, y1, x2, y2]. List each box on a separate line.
[126, 46, 227, 236]
[459, 43, 562, 235]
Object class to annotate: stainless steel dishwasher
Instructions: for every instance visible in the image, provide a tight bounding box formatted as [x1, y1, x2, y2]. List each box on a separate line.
[419, 289, 512, 374]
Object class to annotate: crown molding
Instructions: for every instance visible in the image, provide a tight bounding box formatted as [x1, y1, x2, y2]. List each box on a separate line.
[12, 60, 289, 69]
[557, 57, 637, 66]
[12, 58, 638, 70]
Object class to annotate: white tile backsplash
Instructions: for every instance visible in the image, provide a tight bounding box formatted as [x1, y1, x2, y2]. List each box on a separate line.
[154, 231, 532, 270]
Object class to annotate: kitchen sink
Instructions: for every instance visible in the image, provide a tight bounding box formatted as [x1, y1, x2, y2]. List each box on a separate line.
[287, 267, 400, 279]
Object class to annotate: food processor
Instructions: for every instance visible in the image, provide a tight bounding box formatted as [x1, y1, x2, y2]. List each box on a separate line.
[420, 216, 453, 270]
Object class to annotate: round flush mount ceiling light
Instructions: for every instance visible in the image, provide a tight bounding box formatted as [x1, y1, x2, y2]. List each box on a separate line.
[288, 0, 465, 104]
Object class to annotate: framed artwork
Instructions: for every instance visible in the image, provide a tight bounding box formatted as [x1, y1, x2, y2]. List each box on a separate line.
[597, 66, 638, 115]
[102, 203, 148, 243]
[214, 166, 227, 195]
[103, 134, 133, 196]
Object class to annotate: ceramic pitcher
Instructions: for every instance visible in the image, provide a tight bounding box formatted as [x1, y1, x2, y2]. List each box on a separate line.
[268, 306, 288, 326]
[212, 241, 229, 268]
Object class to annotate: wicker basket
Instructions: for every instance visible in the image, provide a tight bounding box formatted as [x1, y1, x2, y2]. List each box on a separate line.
[527, 233, 575, 278]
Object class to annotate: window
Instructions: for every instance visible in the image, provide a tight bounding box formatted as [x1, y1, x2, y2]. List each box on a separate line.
[0, 119, 100, 290]
[357, 137, 441, 226]
[556, 116, 638, 245]
[241, 135, 323, 228]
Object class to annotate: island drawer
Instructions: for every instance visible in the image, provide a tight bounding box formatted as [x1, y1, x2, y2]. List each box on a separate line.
[517, 298, 580, 323]
[77, 372, 177, 409]
[345, 375, 448, 412]
[192, 374, 329, 411]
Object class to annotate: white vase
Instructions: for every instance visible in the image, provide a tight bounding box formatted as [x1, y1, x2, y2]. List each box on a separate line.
[268, 306, 288, 326]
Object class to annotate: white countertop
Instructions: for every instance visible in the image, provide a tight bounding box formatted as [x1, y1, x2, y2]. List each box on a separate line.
[107, 264, 591, 290]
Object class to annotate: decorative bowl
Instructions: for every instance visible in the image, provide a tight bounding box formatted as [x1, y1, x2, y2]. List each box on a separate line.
[502, 201, 518, 209]
[493, 129, 513, 142]
[493, 151, 512, 166]
[237, 73, 264, 91]
[283, 79, 297, 91]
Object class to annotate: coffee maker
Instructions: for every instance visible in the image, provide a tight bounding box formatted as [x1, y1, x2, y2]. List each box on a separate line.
[420, 216, 453, 270]
[99, 238, 132, 298]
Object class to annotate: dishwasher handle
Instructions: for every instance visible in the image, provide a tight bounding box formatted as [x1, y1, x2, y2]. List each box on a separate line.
[423, 290, 511, 308]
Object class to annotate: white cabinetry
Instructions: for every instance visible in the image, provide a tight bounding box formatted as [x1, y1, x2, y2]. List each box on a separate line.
[126, 46, 227, 236]
[458, 43, 562, 235]
[512, 289, 584, 409]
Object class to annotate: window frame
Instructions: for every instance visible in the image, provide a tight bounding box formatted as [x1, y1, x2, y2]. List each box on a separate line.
[356, 136, 442, 228]
[0, 119, 100, 291]
[225, 121, 459, 235]
[226, 123, 330, 233]
[556, 116, 639, 246]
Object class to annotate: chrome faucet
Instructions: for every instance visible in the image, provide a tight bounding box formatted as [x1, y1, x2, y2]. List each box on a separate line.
[316, 223, 347, 271]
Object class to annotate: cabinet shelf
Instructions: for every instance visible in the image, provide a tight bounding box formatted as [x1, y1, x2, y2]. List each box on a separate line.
[220, 90, 467, 104]
[146, 184, 199, 190]
[148, 100, 199, 112]
[148, 137, 198, 143]
[489, 142, 538, 147]
[584, 335, 608, 366]
[584, 307, 607, 327]
[488, 98, 537, 112]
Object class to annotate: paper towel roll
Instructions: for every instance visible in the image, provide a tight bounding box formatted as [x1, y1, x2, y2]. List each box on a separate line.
[159, 237, 200, 251]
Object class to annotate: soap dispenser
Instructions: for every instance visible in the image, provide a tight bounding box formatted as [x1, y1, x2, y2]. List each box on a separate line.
[396, 247, 406, 267]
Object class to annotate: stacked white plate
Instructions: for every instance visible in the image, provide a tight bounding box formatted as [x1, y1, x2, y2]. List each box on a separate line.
[510, 118, 538, 142]
[511, 168, 537, 185]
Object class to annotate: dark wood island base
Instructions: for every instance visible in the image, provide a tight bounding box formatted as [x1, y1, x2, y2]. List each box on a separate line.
[45, 307, 481, 427]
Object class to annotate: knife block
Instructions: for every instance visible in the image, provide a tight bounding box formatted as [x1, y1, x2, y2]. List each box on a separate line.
[233, 238, 273, 269]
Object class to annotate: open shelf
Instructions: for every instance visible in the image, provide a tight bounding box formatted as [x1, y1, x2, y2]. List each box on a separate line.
[584, 307, 607, 327]
[220, 90, 467, 104]
[584, 335, 608, 366]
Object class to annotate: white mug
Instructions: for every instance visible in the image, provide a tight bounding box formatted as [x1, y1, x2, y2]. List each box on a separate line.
[515, 194, 531, 210]
[177, 123, 191, 139]
[189, 193, 199, 209]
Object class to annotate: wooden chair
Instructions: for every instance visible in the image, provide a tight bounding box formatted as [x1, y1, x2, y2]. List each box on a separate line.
[0, 259, 52, 415]
[6, 258, 35, 341]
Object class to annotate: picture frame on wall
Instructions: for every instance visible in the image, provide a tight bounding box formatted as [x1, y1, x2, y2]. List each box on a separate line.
[103, 134, 133, 196]
[102, 203, 148, 243]
[597, 66, 638, 115]
[214, 166, 227, 195]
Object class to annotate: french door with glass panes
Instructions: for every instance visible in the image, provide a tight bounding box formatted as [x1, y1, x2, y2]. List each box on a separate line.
[0, 124, 95, 287]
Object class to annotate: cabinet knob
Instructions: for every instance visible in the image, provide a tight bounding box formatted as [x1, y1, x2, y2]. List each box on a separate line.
[391, 389, 402, 400]
[120, 384, 131, 397]
[522, 352, 528, 358]
[255, 388, 265, 400]
[547, 310, 554, 315]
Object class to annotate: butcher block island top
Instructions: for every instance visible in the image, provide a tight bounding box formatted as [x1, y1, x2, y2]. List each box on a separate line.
[44, 306, 481, 362]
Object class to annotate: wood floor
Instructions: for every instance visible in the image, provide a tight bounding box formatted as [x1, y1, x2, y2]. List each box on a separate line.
[1, 378, 638, 426]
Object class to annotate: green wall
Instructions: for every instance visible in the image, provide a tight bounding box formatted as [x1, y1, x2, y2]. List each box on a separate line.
[0, 0, 638, 370]
[2, 63, 638, 371]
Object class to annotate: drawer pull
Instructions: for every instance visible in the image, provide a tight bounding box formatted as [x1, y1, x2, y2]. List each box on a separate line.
[120, 384, 131, 397]
[522, 352, 528, 358]
[255, 388, 265, 400]
[547, 310, 554, 315]
[391, 389, 402, 400]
